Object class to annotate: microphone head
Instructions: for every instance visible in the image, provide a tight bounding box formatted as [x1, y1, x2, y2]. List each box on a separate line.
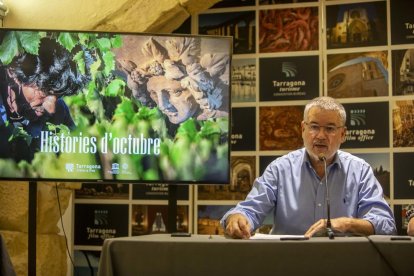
[318, 153, 326, 162]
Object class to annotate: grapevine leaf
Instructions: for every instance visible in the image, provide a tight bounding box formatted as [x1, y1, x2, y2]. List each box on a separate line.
[0, 31, 19, 65]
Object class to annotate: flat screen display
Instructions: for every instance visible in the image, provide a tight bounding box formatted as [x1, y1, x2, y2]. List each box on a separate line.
[0, 29, 231, 184]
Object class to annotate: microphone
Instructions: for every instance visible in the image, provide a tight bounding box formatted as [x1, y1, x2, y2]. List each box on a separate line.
[318, 153, 335, 239]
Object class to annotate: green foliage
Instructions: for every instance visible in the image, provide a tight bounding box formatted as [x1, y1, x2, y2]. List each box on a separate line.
[0, 31, 43, 64]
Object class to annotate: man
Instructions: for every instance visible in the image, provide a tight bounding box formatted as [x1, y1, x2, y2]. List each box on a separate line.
[221, 96, 396, 238]
[0, 37, 91, 162]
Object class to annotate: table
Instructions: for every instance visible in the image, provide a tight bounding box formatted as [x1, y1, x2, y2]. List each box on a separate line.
[98, 234, 414, 276]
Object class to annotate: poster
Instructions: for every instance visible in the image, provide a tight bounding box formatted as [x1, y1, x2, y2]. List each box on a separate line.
[342, 102, 389, 148]
[197, 205, 233, 235]
[232, 58, 256, 103]
[259, 105, 304, 151]
[392, 49, 414, 96]
[74, 204, 129, 246]
[393, 100, 414, 147]
[198, 156, 256, 200]
[326, 1, 387, 49]
[199, 11, 256, 54]
[132, 183, 189, 200]
[259, 7, 319, 53]
[393, 153, 414, 199]
[131, 204, 189, 235]
[231, 107, 256, 151]
[327, 51, 388, 98]
[260, 56, 319, 101]
[390, 1, 414, 45]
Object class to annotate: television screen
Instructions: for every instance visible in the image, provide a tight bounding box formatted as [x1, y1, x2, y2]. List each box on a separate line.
[0, 29, 232, 184]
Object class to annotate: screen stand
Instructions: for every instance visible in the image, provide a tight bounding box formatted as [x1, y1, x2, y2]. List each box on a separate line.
[28, 181, 37, 276]
[168, 185, 177, 233]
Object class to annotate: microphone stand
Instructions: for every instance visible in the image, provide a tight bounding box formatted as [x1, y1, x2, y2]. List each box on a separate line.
[320, 154, 335, 240]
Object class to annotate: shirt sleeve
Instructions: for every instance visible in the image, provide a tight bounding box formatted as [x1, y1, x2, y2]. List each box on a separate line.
[220, 162, 278, 231]
[357, 163, 397, 235]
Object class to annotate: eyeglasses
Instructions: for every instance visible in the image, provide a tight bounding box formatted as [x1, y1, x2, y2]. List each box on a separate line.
[304, 122, 344, 135]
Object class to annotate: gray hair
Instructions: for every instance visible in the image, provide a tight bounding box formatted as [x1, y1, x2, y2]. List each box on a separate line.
[303, 96, 346, 125]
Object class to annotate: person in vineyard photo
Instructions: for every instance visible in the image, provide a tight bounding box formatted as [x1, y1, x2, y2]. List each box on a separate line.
[0, 36, 92, 162]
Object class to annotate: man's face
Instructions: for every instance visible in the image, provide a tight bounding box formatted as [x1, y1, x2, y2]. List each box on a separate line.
[7, 83, 58, 122]
[20, 85, 57, 118]
[301, 107, 346, 164]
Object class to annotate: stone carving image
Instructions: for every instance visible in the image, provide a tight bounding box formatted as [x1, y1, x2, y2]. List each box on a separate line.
[116, 36, 230, 124]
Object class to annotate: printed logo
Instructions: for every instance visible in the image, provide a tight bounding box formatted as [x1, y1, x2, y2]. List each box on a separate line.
[65, 163, 74, 172]
[350, 109, 367, 126]
[282, 62, 297, 78]
[94, 209, 109, 226]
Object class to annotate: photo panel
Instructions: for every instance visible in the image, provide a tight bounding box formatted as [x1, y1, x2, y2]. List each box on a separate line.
[260, 0, 317, 4]
[342, 102, 389, 149]
[392, 48, 414, 96]
[393, 153, 414, 200]
[132, 183, 189, 200]
[74, 204, 129, 246]
[353, 153, 390, 199]
[131, 204, 189, 236]
[75, 183, 129, 199]
[259, 56, 319, 101]
[198, 155, 256, 200]
[199, 11, 256, 54]
[197, 205, 234, 235]
[259, 155, 281, 175]
[393, 100, 414, 148]
[390, 0, 414, 45]
[231, 107, 256, 151]
[259, 105, 304, 151]
[327, 51, 388, 98]
[210, 0, 255, 9]
[394, 204, 414, 235]
[259, 7, 319, 53]
[232, 58, 256, 103]
[326, 1, 387, 49]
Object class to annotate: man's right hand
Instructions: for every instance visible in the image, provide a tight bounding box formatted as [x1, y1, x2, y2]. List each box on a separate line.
[225, 213, 251, 239]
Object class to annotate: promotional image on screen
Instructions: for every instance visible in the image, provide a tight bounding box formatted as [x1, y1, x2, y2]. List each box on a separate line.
[0, 29, 232, 184]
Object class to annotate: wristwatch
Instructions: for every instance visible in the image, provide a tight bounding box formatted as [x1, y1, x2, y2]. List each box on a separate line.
[406, 208, 414, 222]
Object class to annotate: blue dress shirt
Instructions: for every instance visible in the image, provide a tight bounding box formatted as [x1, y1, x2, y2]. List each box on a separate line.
[221, 148, 397, 235]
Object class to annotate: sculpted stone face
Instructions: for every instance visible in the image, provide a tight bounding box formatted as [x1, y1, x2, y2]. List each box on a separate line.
[146, 75, 199, 124]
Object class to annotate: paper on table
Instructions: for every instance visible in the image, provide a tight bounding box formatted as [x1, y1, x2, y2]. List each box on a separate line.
[250, 233, 308, 240]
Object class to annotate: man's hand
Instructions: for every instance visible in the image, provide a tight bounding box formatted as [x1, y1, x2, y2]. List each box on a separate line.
[304, 217, 374, 238]
[225, 213, 251, 239]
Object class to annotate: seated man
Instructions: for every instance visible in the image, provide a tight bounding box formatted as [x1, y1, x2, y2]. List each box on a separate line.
[221, 96, 396, 238]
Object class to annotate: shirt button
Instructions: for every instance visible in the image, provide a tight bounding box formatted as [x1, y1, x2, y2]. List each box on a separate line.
[317, 203, 322, 207]
[319, 182, 323, 185]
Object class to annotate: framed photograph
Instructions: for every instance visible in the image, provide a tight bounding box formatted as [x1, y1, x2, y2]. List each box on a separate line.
[199, 11, 256, 54]
[393, 100, 414, 148]
[259, 7, 319, 53]
[394, 205, 414, 235]
[390, 1, 414, 45]
[353, 153, 390, 199]
[132, 183, 189, 200]
[260, 56, 319, 101]
[231, 107, 256, 151]
[259, 105, 304, 151]
[326, 1, 387, 49]
[131, 204, 189, 235]
[392, 49, 414, 96]
[232, 58, 256, 103]
[259, 155, 281, 175]
[260, 0, 317, 4]
[210, 0, 255, 9]
[327, 51, 388, 98]
[342, 102, 389, 149]
[75, 183, 129, 199]
[74, 204, 129, 246]
[198, 156, 256, 200]
[394, 153, 414, 199]
[197, 205, 233, 235]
